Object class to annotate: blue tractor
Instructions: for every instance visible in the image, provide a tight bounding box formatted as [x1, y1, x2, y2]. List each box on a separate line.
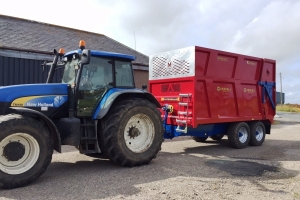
[0, 41, 163, 189]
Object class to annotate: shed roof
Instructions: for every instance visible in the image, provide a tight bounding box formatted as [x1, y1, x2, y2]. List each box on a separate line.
[0, 15, 148, 64]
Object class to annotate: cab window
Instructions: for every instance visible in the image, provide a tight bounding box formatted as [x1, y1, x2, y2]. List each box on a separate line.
[115, 61, 134, 87]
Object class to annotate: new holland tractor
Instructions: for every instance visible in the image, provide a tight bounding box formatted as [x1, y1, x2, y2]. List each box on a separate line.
[0, 41, 164, 189]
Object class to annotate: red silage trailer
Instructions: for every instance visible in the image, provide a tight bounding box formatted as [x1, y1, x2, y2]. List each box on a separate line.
[149, 46, 276, 148]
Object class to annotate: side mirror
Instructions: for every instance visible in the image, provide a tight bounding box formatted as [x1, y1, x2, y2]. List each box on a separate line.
[81, 49, 91, 64]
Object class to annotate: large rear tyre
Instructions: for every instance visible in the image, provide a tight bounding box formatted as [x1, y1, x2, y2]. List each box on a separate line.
[0, 114, 53, 189]
[192, 136, 208, 143]
[249, 121, 266, 146]
[100, 98, 164, 167]
[227, 122, 250, 149]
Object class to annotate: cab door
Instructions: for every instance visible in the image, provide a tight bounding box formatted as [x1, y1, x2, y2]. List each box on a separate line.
[77, 56, 113, 117]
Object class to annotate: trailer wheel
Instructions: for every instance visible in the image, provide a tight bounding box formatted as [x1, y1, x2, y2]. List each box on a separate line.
[192, 136, 208, 142]
[227, 122, 250, 149]
[101, 98, 164, 166]
[0, 114, 53, 189]
[210, 134, 224, 141]
[249, 121, 266, 146]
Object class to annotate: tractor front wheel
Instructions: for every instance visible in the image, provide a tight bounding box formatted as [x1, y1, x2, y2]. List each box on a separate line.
[0, 114, 53, 189]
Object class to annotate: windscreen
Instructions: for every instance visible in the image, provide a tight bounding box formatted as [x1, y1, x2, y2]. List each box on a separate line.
[61, 58, 78, 85]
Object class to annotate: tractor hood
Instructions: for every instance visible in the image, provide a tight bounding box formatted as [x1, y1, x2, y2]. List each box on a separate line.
[0, 84, 69, 107]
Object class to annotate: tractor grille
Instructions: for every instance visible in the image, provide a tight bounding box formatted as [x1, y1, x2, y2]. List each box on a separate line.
[149, 47, 195, 80]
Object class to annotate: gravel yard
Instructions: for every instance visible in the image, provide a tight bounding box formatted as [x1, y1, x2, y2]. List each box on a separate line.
[1, 112, 300, 200]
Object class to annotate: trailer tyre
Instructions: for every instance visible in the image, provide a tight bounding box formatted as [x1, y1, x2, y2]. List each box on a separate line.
[192, 136, 208, 143]
[101, 98, 164, 166]
[0, 114, 53, 189]
[249, 121, 266, 146]
[227, 122, 250, 149]
[210, 134, 224, 141]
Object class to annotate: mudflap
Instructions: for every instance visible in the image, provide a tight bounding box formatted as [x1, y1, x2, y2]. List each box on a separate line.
[57, 117, 81, 146]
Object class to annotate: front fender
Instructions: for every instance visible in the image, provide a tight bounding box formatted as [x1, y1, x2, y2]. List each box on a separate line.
[92, 88, 160, 119]
[9, 107, 61, 153]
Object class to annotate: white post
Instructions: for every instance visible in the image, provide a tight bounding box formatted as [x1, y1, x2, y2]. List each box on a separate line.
[280, 72, 283, 105]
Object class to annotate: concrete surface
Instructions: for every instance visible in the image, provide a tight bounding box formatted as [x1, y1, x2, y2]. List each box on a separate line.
[1, 112, 300, 199]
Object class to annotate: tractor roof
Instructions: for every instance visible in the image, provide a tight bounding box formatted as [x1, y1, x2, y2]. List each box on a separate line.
[64, 49, 136, 61]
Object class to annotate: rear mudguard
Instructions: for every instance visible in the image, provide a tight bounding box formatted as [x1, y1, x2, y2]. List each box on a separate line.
[92, 88, 160, 119]
[9, 107, 61, 153]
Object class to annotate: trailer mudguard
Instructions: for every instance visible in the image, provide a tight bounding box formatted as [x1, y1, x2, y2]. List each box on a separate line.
[92, 88, 160, 119]
[9, 107, 61, 153]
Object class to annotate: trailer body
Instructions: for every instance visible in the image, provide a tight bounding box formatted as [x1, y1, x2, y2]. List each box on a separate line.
[149, 46, 276, 140]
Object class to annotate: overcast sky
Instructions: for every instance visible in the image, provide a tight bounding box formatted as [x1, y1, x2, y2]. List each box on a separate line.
[0, 0, 300, 103]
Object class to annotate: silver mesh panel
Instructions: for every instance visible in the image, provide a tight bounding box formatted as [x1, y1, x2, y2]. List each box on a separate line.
[149, 46, 195, 80]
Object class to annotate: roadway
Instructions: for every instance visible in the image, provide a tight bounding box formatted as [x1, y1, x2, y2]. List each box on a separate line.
[1, 112, 300, 199]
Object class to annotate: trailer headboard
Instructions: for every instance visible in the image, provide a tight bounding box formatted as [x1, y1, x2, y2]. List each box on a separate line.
[149, 46, 195, 80]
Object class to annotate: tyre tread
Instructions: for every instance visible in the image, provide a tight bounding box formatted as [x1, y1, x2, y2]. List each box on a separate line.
[227, 122, 250, 149]
[0, 114, 53, 189]
[249, 121, 266, 146]
[100, 98, 164, 167]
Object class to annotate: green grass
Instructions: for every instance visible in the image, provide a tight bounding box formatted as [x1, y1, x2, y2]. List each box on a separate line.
[276, 104, 300, 113]
[294, 192, 299, 199]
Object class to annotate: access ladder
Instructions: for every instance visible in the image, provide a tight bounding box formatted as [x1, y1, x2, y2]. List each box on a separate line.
[176, 93, 192, 133]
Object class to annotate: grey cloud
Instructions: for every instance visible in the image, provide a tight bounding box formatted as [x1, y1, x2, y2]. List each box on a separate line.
[97, 0, 300, 103]
[225, 0, 300, 103]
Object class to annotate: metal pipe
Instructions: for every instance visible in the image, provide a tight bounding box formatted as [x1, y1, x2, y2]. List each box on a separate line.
[46, 49, 59, 83]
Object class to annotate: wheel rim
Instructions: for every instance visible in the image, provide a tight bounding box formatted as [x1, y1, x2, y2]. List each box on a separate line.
[124, 114, 155, 153]
[0, 133, 40, 175]
[238, 127, 248, 143]
[255, 126, 264, 141]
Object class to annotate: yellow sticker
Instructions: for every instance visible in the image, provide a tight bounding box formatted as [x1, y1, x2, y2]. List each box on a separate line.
[11, 96, 43, 107]
[161, 97, 180, 101]
[217, 56, 228, 62]
[246, 61, 256, 66]
[244, 88, 255, 93]
[217, 87, 231, 92]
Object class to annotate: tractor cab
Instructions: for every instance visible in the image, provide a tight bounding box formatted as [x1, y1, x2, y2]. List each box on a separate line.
[50, 40, 136, 117]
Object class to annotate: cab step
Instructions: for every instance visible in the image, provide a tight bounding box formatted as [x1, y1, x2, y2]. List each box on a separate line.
[79, 119, 101, 154]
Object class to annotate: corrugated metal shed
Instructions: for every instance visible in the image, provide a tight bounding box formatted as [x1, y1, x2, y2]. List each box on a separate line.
[276, 91, 285, 105]
[0, 51, 63, 86]
[0, 55, 45, 85]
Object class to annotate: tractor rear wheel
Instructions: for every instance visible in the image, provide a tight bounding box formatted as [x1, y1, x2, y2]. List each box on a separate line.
[0, 114, 53, 189]
[100, 98, 164, 166]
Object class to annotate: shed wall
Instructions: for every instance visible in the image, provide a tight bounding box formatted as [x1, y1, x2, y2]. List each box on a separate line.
[0, 55, 63, 86]
[0, 50, 149, 87]
[276, 91, 285, 105]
